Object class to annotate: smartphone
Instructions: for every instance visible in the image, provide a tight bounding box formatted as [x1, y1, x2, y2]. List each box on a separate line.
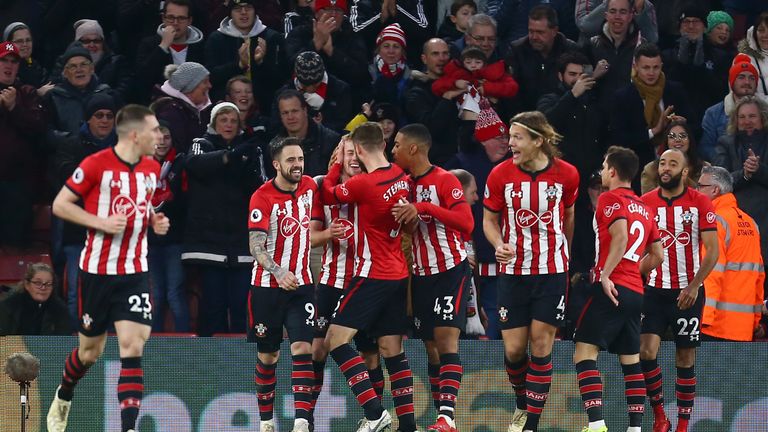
[582, 64, 594, 77]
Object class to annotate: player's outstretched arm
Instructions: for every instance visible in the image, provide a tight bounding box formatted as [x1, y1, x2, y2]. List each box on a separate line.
[249, 231, 299, 290]
[53, 187, 126, 234]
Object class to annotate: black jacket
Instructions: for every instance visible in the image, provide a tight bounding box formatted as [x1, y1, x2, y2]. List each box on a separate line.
[584, 23, 645, 109]
[610, 80, 692, 169]
[205, 18, 287, 110]
[183, 133, 269, 267]
[45, 78, 119, 135]
[135, 28, 206, 103]
[404, 72, 461, 166]
[505, 32, 579, 111]
[274, 121, 341, 177]
[17, 58, 49, 89]
[0, 289, 70, 336]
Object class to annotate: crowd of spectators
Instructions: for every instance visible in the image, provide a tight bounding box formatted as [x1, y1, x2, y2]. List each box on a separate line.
[1, 0, 767, 337]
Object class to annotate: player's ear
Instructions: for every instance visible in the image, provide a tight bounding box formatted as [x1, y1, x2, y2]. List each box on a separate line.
[272, 159, 279, 171]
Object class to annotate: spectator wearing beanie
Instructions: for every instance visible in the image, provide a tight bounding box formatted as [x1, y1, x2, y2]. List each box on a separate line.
[135, 0, 206, 103]
[0, 41, 47, 248]
[3, 22, 49, 90]
[183, 101, 270, 335]
[369, 23, 412, 106]
[701, 54, 759, 160]
[285, 0, 370, 101]
[663, 4, 734, 126]
[738, 12, 768, 103]
[272, 50, 351, 132]
[45, 45, 120, 136]
[205, 0, 287, 109]
[707, 10, 736, 50]
[51, 91, 118, 326]
[152, 62, 213, 153]
[444, 104, 509, 339]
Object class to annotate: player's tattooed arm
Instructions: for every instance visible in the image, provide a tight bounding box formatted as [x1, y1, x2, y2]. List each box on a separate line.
[249, 231, 288, 279]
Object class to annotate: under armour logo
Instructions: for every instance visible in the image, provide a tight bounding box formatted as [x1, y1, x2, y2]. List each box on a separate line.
[509, 190, 523, 199]
[556, 313, 565, 321]
[305, 318, 315, 326]
[443, 314, 453, 320]
[690, 334, 700, 341]
[110, 180, 122, 188]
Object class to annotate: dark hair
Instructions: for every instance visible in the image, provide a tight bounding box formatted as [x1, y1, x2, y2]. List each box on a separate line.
[460, 45, 486, 64]
[661, 121, 703, 174]
[398, 123, 432, 150]
[115, 104, 155, 136]
[349, 122, 385, 151]
[276, 89, 307, 109]
[557, 51, 590, 74]
[752, 12, 768, 48]
[162, 0, 191, 14]
[450, 0, 477, 16]
[633, 42, 661, 61]
[226, 75, 252, 95]
[605, 146, 639, 182]
[529, 4, 558, 28]
[270, 136, 303, 160]
[450, 168, 475, 189]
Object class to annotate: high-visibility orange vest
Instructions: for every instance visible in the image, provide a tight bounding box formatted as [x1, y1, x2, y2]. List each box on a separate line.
[702, 193, 765, 341]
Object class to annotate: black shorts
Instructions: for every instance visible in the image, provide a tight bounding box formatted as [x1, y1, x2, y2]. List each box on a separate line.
[247, 285, 315, 353]
[573, 283, 643, 355]
[412, 261, 470, 340]
[497, 273, 567, 329]
[316, 283, 379, 351]
[641, 286, 704, 348]
[77, 270, 153, 336]
[332, 277, 409, 338]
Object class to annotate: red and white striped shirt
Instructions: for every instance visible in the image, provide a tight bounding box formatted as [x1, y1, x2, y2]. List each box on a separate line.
[318, 202, 356, 289]
[483, 158, 579, 275]
[411, 166, 470, 276]
[641, 187, 717, 290]
[65, 148, 160, 275]
[248, 176, 322, 288]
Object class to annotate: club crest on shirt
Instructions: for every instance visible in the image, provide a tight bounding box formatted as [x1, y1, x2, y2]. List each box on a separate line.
[499, 307, 509, 323]
[544, 185, 559, 201]
[681, 210, 694, 225]
[255, 323, 267, 337]
[281, 216, 301, 237]
[419, 189, 433, 203]
[144, 176, 156, 197]
[706, 211, 716, 224]
[81, 313, 93, 331]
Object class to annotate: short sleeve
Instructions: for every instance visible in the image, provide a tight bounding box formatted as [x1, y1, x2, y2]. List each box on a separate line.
[440, 171, 468, 209]
[65, 156, 100, 197]
[595, 192, 627, 228]
[483, 166, 505, 212]
[563, 163, 580, 208]
[248, 190, 271, 232]
[311, 184, 324, 222]
[697, 194, 718, 232]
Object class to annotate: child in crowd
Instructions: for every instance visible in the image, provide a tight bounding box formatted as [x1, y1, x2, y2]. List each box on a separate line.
[438, 0, 477, 44]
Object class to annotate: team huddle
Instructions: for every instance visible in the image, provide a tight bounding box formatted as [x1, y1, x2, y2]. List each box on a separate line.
[45, 105, 727, 432]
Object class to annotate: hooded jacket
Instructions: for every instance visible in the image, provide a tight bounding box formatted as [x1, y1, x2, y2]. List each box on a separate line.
[738, 26, 768, 103]
[205, 17, 286, 110]
[152, 84, 212, 153]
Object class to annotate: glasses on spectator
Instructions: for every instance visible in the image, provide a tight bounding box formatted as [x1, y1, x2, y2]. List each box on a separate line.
[79, 38, 103, 45]
[667, 132, 689, 141]
[681, 18, 702, 25]
[470, 34, 497, 43]
[607, 8, 631, 16]
[65, 60, 93, 71]
[93, 112, 115, 120]
[12, 37, 32, 44]
[28, 279, 53, 288]
[163, 14, 190, 23]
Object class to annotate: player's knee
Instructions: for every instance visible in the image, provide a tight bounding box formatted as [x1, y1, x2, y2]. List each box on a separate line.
[361, 351, 380, 369]
[79, 345, 104, 365]
[675, 348, 695, 367]
[290, 341, 312, 356]
[639, 346, 657, 361]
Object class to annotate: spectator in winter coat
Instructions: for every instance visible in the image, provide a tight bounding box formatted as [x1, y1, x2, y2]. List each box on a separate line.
[737, 12, 768, 103]
[0, 41, 47, 247]
[701, 54, 758, 161]
[205, 0, 287, 108]
[437, 0, 477, 46]
[152, 62, 212, 153]
[368, 23, 412, 108]
[575, 0, 658, 44]
[183, 102, 269, 335]
[0, 263, 69, 336]
[3, 22, 50, 92]
[706, 10, 736, 56]
[135, 0, 206, 103]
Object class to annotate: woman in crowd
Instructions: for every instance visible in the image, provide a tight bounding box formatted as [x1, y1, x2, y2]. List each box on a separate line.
[3, 21, 51, 93]
[0, 263, 69, 336]
[738, 12, 768, 103]
[641, 121, 708, 194]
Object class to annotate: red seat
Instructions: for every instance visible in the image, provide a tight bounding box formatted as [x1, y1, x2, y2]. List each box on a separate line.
[0, 254, 53, 286]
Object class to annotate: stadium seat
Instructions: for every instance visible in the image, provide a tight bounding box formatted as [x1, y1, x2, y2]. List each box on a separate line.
[0, 253, 53, 286]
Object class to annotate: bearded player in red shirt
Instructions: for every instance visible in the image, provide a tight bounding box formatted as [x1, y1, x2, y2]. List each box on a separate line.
[573, 146, 664, 432]
[483, 111, 579, 432]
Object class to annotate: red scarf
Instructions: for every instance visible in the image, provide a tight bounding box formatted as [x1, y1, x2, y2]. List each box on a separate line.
[375, 54, 406, 79]
[169, 44, 187, 52]
[295, 73, 329, 111]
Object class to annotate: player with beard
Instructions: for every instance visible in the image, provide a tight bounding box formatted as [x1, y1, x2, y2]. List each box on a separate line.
[639, 149, 719, 432]
[308, 136, 386, 424]
[247, 137, 322, 432]
[573, 146, 663, 432]
[320, 122, 416, 432]
[391, 124, 474, 432]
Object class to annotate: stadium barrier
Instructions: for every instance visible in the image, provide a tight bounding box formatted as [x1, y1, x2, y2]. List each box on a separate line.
[1, 336, 766, 431]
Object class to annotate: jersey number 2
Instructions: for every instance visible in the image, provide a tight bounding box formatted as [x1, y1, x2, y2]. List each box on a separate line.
[623, 221, 645, 262]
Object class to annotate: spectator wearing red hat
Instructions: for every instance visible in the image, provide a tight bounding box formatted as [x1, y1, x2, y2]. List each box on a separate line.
[205, 0, 287, 110]
[367, 23, 412, 107]
[738, 11, 768, 103]
[285, 0, 370, 103]
[701, 53, 759, 161]
[663, 4, 735, 128]
[0, 41, 47, 247]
